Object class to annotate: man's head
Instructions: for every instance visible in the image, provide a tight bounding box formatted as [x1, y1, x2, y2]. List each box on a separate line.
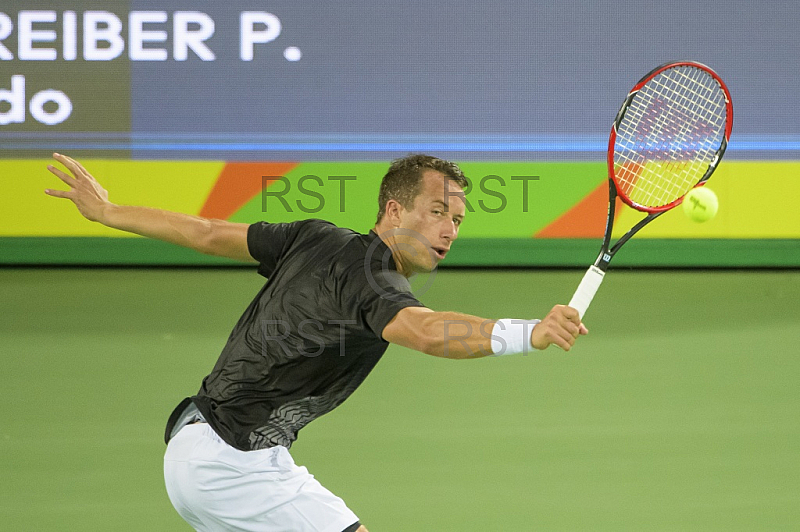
[374, 154, 469, 275]
[376, 154, 468, 225]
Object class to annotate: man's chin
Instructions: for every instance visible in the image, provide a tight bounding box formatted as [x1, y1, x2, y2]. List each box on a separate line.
[412, 259, 439, 274]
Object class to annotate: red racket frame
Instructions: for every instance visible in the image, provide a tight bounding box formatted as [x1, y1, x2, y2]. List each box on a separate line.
[607, 61, 734, 214]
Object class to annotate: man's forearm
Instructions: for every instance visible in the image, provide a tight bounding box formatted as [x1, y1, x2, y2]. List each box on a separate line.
[418, 311, 497, 359]
[101, 204, 215, 254]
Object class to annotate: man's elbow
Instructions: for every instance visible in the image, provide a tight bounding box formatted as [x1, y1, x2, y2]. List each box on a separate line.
[193, 218, 218, 256]
[198, 219, 254, 262]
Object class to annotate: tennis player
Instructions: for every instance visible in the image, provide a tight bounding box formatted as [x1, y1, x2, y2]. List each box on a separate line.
[45, 152, 587, 532]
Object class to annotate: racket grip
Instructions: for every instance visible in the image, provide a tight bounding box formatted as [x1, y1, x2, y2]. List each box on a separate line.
[568, 265, 606, 320]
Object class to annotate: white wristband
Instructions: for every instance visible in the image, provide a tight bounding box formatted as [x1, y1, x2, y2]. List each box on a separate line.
[490, 319, 541, 356]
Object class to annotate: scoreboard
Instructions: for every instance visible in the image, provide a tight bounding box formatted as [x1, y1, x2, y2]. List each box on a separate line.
[1, 2, 798, 266]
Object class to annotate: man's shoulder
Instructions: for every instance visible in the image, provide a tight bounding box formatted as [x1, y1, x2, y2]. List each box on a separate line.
[252, 218, 358, 247]
[367, 267, 412, 292]
[280, 217, 335, 233]
[295, 220, 371, 252]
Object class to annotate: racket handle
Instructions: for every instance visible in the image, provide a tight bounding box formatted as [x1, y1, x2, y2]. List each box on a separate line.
[568, 265, 606, 320]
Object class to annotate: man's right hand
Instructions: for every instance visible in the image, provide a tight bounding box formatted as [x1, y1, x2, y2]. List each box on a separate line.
[530, 305, 588, 351]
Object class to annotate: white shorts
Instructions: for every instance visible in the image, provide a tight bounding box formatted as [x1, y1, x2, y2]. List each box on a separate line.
[164, 423, 360, 532]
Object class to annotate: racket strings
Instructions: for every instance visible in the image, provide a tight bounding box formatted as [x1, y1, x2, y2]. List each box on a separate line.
[614, 66, 728, 208]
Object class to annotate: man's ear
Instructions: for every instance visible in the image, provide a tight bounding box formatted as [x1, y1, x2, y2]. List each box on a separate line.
[385, 199, 403, 227]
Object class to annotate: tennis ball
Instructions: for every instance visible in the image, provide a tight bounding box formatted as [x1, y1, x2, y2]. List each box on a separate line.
[683, 186, 718, 222]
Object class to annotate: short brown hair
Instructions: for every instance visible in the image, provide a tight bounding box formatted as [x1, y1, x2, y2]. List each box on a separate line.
[376, 154, 468, 223]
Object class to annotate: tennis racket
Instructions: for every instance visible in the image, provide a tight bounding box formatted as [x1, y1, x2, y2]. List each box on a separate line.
[569, 61, 733, 319]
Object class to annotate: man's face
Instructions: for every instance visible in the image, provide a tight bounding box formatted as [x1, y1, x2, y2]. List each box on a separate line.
[394, 169, 466, 273]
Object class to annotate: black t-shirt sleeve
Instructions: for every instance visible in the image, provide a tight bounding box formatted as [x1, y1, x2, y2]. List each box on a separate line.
[247, 221, 299, 277]
[358, 269, 426, 339]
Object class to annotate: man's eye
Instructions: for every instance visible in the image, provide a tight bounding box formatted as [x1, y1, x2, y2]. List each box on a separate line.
[432, 210, 442, 215]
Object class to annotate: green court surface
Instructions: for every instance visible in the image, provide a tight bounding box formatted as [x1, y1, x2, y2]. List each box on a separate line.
[2, 268, 798, 530]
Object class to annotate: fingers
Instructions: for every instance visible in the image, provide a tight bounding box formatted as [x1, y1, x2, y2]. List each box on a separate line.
[45, 153, 92, 198]
[44, 187, 73, 199]
[47, 164, 76, 186]
[45, 155, 82, 198]
[550, 328, 576, 351]
[52, 152, 92, 181]
[533, 304, 589, 351]
[559, 305, 589, 338]
[531, 314, 574, 351]
[53, 152, 78, 174]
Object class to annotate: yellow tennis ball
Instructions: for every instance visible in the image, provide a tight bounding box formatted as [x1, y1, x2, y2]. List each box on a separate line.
[683, 186, 718, 222]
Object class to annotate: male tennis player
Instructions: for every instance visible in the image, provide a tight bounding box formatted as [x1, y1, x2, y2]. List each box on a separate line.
[45, 152, 587, 532]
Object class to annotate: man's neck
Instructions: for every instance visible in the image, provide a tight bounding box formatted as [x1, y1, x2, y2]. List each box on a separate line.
[373, 223, 412, 278]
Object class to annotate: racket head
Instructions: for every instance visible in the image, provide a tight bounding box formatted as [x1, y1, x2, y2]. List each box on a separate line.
[608, 61, 733, 213]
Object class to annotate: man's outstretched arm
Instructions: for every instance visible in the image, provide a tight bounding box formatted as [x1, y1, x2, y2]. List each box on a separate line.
[382, 305, 587, 359]
[44, 153, 256, 262]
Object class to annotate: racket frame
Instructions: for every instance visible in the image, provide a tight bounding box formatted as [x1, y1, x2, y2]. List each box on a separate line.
[569, 61, 733, 318]
[609, 61, 733, 216]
